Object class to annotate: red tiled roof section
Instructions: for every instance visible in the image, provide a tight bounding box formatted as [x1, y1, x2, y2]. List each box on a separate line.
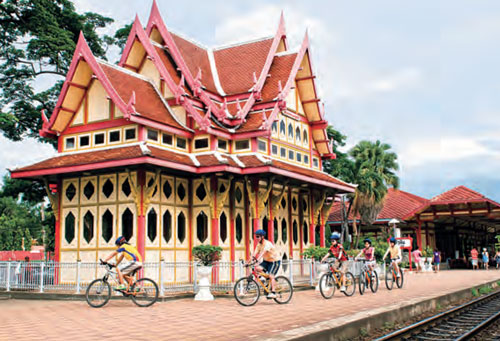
[153, 45, 182, 84]
[196, 154, 239, 168]
[148, 146, 193, 166]
[214, 38, 274, 94]
[261, 53, 297, 102]
[170, 34, 218, 94]
[99, 63, 184, 130]
[328, 188, 428, 223]
[430, 185, 485, 202]
[12, 146, 144, 173]
[237, 110, 271, 132]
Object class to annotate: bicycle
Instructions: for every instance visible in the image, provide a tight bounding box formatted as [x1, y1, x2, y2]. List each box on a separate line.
[85, 260, 159, 308]
[356, 259, 379, 295]
[233, 260, 293, 306]
[319, 259, 355, 298]
[384, 258, 404, 290]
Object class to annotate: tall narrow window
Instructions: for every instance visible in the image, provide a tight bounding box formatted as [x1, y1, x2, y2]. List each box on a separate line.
[303, 129, 308, 145]
[295, 127, 301, 144]
[65, 212, 75, 244]
[177, 212, 186, 243]
[101, 210, 113, 243]
[122, 208, 134, 241]
[281, 219, 288, 244]
[293, 221, 298, 245]
[288, 122, 294, 140]
[235, 214, 243, 244]
[163, 210, 172, 243]
[196, 211, 208, 243]
[279, 120, 286, 136]
[147, 209, 157, 242]
[83, 211, 94, 244]
[273, 218, 278, 242]
[303, 221, 308, 245]
[220, 212, 227, 243]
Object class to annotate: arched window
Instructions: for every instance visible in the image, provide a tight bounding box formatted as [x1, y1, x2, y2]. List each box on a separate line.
[65, 212, 75, 244]
[303, 221, 308, 245]
[196, 211, 208, 243]
[272, 121, 278, 136]
[122, 208, 134, 241]
[303, 129, 308, 146]
[295, 127, 301, 144]
[177, 212, 186, 243]
[281, 219, 287, 244]
[235, 214, 243, 244]
[220, 212, 228, 243]
[83, 212, 95, 244]
[101, 209, 113, 243]
[288, 122, 294, 140]
[163, 210, 172, 243]
[147, 208, 157, 242]
[279, 119, 286, 136]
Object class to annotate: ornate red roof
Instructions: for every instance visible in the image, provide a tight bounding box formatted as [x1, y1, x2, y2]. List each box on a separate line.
[430, 185, 485, 203]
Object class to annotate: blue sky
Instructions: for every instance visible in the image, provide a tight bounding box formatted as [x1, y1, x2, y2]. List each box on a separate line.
[3, 0, 500, 201]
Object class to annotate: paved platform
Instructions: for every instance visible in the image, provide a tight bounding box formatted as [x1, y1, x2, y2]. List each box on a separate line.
[0, 270, 499, 341]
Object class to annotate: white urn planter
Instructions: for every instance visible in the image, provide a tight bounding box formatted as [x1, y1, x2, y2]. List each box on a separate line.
[315, 262, 329, 291]
[194, 265, 214, 301]
[424, 257, 433, 272]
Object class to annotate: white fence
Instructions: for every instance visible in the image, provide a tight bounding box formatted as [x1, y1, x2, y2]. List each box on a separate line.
[0, 260, 371, 295]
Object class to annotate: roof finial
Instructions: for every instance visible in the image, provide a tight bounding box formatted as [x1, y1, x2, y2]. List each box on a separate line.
[175, 75, 185, 104]
[41, 109, 49, 126]
[194, 67, 202, 96]
[126, 91, 136, 118]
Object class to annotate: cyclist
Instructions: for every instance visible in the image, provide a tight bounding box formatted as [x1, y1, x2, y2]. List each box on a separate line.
[321, 232, 348, 292]
[252, 229, 280, 299]
[101, 236, 143, 291]
[355, 238, 376, 271]
[383, 237, 401, 278]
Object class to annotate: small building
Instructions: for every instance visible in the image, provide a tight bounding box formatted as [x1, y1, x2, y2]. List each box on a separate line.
[328, 186, 500, 260]
[9, 0, 355, 283]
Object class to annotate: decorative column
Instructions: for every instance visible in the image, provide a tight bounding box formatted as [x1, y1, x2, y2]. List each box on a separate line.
[204, 175, 233, 246]
[288, 184, 293, 258]
[417, 216, 423, 250]
[312, 191, 327, 248]
[136, 170, 146, 260]
[44, 179, 61, 261]
[245, 176, 274, 247]
[270, 181, 288, 244]
[320, 194, 335, 248]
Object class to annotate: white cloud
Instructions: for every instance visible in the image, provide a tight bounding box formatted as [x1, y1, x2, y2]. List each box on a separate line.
[368, 67, 422, 93]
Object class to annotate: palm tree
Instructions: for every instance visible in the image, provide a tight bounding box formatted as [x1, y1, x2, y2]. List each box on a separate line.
[349, 140, 399, 246]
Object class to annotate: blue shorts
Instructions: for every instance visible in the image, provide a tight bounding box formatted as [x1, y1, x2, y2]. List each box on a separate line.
[260, 260, 280, 275]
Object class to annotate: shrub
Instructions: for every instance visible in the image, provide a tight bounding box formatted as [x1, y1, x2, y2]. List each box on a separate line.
[471, 288, 479, 297]
[302, 246, 329, 260]
[192, 245, 223, 266]
[479, 285, 492, 295]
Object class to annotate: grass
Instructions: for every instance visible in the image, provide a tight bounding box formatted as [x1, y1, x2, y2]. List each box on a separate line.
[497, 280, 500, 287]
[382, 322, 394, 330]
[360, 327, 368, 337]
[435, 303, 441, 311]
[471, 288, 479, 297]
[479, 285, 493, 295]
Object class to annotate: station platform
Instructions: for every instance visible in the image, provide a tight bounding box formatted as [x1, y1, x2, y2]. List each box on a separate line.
[0, 270, 499, 340]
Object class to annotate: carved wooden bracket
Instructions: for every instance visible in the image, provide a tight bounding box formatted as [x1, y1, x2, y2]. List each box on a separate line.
[202, 176, 215, 218]
[321, 195, 336, 224]
[244, 176, 257, 218]
[44, 179, 59, 221]
[271, 180, 289, 212]
[312, 190, 327, 225]
[245, 176, 275, 218]
[125, 169, 141, 214]
[215, 175, 233, 218]
[258, 176, 275, 217]
[143, 169, 161, 213]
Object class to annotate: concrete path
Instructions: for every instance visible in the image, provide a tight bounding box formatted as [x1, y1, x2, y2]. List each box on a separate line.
[0, 270, 499, 340]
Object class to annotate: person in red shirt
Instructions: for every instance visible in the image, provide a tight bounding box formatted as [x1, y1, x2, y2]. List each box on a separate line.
[470, 248, 479, 270]
[321, 232, 348, 292]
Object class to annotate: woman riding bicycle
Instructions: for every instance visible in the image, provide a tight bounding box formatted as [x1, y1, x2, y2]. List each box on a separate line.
[383, 237, 401, 278]
[321, 232, 348, 293]
[355, 238, 376, 271]
[101, 236, 143, 290]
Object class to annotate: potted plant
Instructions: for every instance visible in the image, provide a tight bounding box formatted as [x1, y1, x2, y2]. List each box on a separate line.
[422, 246, 433, 272]
[192, 245, 223, 301]
[303, 246, 330, 291]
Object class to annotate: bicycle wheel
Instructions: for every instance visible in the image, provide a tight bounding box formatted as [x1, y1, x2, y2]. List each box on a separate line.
[234, 277, 260, 306]
[319, 273, 335, 299]
[342, 272, 356, 296]
[130, 278, 159, 307]
[370, 271, 379, 293]
[385, 266, 394, 290]
[396, 268, 404, 288]
[273, 276, 293, 304]
[358, 271, 366, 295]
[85, 279, 111, 308]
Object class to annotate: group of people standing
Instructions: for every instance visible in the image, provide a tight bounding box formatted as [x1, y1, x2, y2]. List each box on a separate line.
[469, 248, 500, 270]
[411, 247, 441, 273]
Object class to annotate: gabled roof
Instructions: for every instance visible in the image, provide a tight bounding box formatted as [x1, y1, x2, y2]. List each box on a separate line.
[328, 188, 428, 223]
[430, 185, 485, 203]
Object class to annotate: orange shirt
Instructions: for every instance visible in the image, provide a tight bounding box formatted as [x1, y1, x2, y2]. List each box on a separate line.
[471, 249, 478, 260]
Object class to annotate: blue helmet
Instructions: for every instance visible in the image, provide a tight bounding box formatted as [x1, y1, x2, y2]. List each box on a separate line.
[255, 229, 266, 237]
[115, 236, 126, 246]
[330, 232, 341, 240]
[389, 237, 396, 244]
[363, 238, 372, 245]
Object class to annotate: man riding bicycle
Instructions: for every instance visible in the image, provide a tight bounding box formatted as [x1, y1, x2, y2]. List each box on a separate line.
[321, 232, 348, 292]
[355, 238, 376, 271]
[383, 237, 401, 278]
[102, 236, 143, 290]
[251, 229, 280, 299]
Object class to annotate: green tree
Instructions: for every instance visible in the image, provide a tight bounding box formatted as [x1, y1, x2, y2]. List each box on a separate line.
[0, 0, 116, 142]
[349, 140, 399, 246]
[0, 175, 46, 203]
[322, 126, 356, 183]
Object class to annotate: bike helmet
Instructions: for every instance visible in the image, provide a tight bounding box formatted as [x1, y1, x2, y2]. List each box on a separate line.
[389, 237, 396, 244]
[255, 229, 266, 237]
[115, 236, 126, 246]
[330, 232, 341, 240]
[363, 238, 372, 245]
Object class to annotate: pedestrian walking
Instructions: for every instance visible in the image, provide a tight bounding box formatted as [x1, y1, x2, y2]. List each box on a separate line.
[495, 250, 500, 270]
[412, 247, 423, 273]
[471, 248, 479, 270]
[433, 249, 441, 273]
[482, 248, 489, 270]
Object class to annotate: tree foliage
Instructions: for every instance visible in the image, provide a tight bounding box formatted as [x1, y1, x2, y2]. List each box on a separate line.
[0, 0, 117, 142]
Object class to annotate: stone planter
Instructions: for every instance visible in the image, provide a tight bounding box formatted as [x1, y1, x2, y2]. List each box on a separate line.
[423, 257, 433, 272]
[315, 262, 329, 291]
[194, 265, 214, 301]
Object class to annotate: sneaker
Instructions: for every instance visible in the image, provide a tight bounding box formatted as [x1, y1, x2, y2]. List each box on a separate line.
[115, 284, 126, 291]
[267, 292, 277, 299]
[340, 286, 346, 292]
[396, 272, 401, 278]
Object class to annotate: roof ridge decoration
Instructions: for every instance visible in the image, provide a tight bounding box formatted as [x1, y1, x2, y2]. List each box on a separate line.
[145, 1, 228, 123]
[119, 15, 214, 132]
[41, 32, 130, 137]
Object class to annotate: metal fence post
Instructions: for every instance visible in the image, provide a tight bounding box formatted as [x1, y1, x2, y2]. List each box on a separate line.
[309, 259, 314, 286]
[193, 262, 198, 293]
[238, 261, 244, 279]
[159, 259, 165, 296]
[6, 262, 11, 292]
[288, 259, 294, 286]
[39, 262, 45, 293]
[75, 260, 81, 294]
